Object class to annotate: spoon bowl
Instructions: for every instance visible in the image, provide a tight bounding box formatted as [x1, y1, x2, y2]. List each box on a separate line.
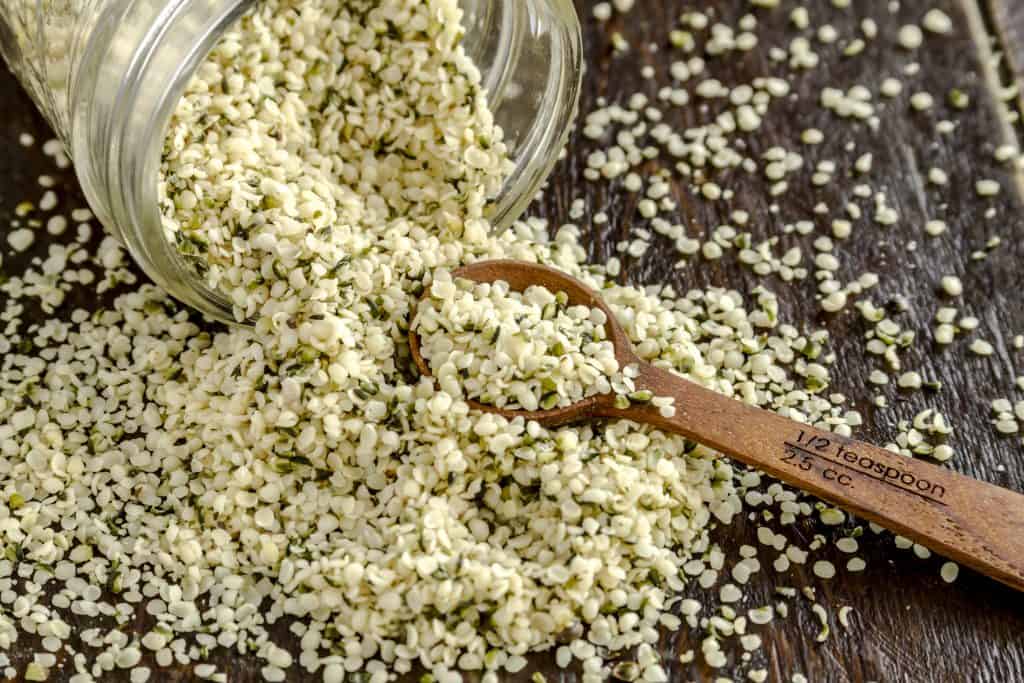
[409, 259, 638, 426]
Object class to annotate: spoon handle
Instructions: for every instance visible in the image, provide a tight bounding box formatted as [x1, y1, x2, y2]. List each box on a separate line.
[617, 362, 1024, 593]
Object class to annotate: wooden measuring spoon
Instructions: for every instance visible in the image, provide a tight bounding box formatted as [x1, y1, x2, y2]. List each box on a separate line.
[410, 259, 1024, 593]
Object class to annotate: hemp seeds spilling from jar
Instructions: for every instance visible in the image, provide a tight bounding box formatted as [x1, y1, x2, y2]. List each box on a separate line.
[159, 0, 512, 325]
[0, 0, 1020, 682]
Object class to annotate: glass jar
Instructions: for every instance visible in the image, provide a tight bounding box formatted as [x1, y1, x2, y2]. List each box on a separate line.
[0, 0, 583, 321]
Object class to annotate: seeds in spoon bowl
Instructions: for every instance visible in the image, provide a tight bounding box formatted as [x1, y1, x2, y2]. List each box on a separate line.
[416, 270, 635, 410]
[414, 269, 678, 416]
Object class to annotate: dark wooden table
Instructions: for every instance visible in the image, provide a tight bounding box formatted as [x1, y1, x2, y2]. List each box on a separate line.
[2, 1, 1024, 681]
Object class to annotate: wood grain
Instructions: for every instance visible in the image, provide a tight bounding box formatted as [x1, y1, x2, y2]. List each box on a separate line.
[2, 0, 1024, 681]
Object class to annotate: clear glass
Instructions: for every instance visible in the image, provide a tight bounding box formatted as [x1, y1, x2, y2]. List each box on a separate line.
[0, 0, 583, 321]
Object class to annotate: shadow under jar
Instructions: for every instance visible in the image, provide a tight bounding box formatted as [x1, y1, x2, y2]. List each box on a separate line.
[0, 0, 583, 322]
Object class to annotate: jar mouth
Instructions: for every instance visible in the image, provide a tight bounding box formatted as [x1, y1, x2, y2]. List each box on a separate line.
[72, 0, 582, 324]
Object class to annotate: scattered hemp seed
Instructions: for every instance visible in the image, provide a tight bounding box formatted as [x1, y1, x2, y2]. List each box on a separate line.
[740, 634, 762, 653]
[932, 444, 955, 462]
[960, 316, 981, 332]
[25, 663, 48, 682]
[910, 92, 934, 111]
[928, 167, 949, 185]
[897, 371, 923, 389]
[720, 584, 744, 603]
[790, 7, 809, 29]
[993, 397, 1014, 413]
[847, 557, 867, 572]
[812, 561, 836, 579]
[817, 25, 838, 44]
[836, 537, 858, 554]
[941, 562, 960, 583]
[46, 214, 68, 236]
[976, 179, 1001, 196]
[71, 207, 93, 222]
[970, 339, 995, 356]
[880, 77, 902, 97]
[947, 89, 970, 109]
[995, 419, 1019, 435]
[994, 145, 1019, 163]
[923, 9, 953, 35]
[6, 227, 34, 252]
[843, 39, 866, 57]
[802, 128, 824, 145]
[38, 189, 57, 211]
[820, 508, 845, 526]
[940, 276, 963, 297]
[897, 25, 923, 50]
